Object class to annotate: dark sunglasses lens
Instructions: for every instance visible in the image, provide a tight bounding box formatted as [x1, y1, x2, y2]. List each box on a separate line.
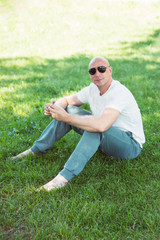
[89, 68, 96, 75]
[98, 66, 107, 73]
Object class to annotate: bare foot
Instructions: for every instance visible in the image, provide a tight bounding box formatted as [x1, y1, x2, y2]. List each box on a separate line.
[12, 149, 35, 160]
[37, 174, 68, 192]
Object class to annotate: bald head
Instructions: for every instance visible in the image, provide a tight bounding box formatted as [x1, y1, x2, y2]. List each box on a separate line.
[89, 57, 110, 68]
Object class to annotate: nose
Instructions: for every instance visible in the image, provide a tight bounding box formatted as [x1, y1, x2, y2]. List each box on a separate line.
[94, 69, 101, 77]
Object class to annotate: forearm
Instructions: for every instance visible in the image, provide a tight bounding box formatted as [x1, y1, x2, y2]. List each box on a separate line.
[55, 95, 83, 109]
[55, 97, 69, 109]
[49, 105, 119, 132]
[45, 94, 84, 117]
[65, 114, 107, 132]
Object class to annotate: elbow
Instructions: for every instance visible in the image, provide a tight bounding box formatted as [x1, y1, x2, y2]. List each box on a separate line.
[97, 125, 108, 133]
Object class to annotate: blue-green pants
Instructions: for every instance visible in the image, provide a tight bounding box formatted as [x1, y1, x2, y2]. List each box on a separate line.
[31, 106, 141, 181]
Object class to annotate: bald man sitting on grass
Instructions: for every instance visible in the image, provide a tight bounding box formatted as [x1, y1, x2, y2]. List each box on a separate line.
[13, 56, 145, 191]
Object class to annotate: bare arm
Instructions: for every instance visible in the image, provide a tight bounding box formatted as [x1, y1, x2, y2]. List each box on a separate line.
[49, 105, 120, 132]
[55, 94, 84, 108]
[44, 95, 83, 116]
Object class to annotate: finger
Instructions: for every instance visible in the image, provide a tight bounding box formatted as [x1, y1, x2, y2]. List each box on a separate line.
[51, 104, 60, 110]
[49, 104, 55, 110]
[44, 109, 50, 113]
[44, 104, 51, 111]
[44, 110, 51, 115]
[48, 108, 56, 115]
[44, 107, 49, 111]
[49, 106, 57, 111]
[44, 107, 50, 113]
[51, 112, 56, 119]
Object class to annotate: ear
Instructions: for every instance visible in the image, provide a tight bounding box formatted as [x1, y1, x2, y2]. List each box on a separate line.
[109, 66, 112, 74]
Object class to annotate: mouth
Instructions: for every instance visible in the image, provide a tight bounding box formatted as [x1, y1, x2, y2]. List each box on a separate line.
[95, 78, 103, 82]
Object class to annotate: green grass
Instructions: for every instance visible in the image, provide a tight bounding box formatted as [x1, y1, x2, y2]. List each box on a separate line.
[0, 0, 160, 239]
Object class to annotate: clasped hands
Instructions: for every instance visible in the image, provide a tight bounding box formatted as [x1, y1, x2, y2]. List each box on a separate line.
[44, 102, 68, 122]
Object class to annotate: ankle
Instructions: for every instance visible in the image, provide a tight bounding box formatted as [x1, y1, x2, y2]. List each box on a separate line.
[29, 149, 35, 155]
[55, 174, 68, 184]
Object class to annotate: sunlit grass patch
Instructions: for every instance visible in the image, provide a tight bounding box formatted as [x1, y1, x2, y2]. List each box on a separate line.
[0, 0, 160, 239]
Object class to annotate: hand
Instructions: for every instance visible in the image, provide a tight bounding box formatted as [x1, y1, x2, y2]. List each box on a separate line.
[44, 103, 53, 116]
[49, 105, 68, 121]
[44, 100, 56, 116]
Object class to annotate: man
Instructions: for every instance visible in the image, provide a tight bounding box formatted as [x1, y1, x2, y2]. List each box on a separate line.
[13, 57, 145, 191]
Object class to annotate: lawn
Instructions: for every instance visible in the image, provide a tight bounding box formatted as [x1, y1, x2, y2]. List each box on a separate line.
[0, 0, 160, 239]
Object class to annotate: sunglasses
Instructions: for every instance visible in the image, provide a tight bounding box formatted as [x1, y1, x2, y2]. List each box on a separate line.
[89, 66, 110, 75]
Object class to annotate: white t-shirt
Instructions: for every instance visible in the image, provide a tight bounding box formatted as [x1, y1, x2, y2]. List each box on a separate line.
[76, 80, 145, 147]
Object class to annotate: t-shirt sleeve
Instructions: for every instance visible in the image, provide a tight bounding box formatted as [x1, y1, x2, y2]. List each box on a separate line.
[76, 86, 90, 104]
[105, 97, 127, 112]
[104, 88, 136, 113]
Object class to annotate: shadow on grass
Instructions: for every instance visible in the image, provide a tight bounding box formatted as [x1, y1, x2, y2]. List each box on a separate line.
[120, 28, 160, 57]
[1, 30, 160, 240]
[129, 28, 160, 53]
[0, 28, 160, 161]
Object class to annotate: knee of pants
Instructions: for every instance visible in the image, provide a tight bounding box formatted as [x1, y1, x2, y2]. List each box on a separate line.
[100, 127, 140, 160]
[64, 131, 101, 176]
[66, 105, 92, 116]
[81, 131, 101, 152]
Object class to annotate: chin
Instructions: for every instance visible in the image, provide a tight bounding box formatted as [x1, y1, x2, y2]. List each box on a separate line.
[95, 82, 103, 87]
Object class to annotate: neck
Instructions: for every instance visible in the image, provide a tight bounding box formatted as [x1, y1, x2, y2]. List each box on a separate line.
[99, 78, 113, 96]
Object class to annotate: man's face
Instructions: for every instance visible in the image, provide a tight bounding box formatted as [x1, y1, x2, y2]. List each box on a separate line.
[89, 59, 112, 89]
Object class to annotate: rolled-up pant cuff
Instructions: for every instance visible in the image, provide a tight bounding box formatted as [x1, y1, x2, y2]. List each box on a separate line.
[59, 168, 75, 181]
[30, 145, 40, 154]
